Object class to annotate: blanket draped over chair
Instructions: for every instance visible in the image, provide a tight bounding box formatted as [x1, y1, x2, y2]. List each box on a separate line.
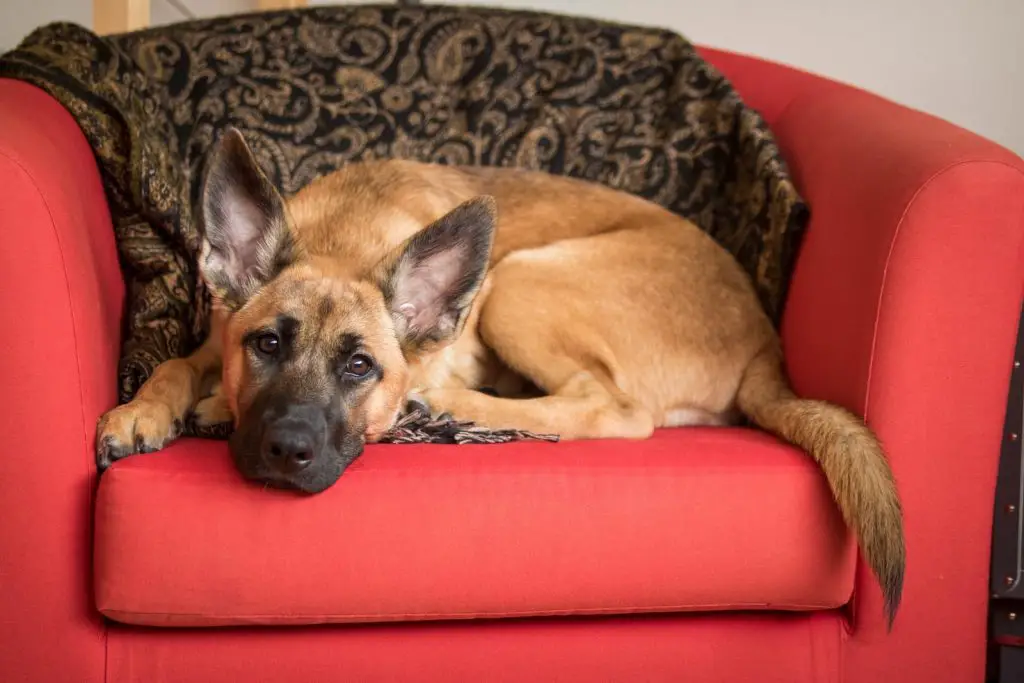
[0, 4, 807, 444]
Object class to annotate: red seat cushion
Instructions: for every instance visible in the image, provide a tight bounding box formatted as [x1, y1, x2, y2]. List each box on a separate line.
[94, 428, 857, 627]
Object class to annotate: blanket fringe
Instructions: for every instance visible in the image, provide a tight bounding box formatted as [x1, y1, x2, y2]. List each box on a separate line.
[186, 408, 559, 445]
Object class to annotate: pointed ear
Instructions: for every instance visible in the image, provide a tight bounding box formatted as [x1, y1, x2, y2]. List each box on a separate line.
[378, 196, 497, 351]
[198, 127, 297, 309]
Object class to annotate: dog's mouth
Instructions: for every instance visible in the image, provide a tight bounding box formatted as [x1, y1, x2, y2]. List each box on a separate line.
[228, 424, 365, 494]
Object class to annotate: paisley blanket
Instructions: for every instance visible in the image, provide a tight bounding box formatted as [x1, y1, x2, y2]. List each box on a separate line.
[0, 4, 807, 443]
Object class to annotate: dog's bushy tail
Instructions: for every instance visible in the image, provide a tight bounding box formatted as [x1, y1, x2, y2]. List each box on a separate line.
[736, 344, 905, 629]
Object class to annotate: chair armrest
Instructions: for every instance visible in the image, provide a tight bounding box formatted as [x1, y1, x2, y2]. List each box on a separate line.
[767, 67, 1024, 673]
[0, 79, 122, 681]
[698, 46, 830, 129]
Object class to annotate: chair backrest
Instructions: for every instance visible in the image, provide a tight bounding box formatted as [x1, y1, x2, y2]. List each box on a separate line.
[108, 4, 804, 322]
[1, 5, 806, 396]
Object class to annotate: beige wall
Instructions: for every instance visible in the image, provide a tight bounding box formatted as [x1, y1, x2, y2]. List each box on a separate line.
[3, 0, 1021, 154]
[0, 0, 253, 51]
[0, 0, 90, 50]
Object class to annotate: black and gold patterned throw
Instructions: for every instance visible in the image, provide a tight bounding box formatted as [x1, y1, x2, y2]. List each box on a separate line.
[0, 4, 808, 444]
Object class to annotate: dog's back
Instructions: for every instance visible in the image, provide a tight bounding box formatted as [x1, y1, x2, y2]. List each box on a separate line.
[286, 159, 693, 263]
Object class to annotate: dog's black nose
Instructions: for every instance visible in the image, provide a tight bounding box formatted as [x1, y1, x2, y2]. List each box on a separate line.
[261, 422, 316, 473]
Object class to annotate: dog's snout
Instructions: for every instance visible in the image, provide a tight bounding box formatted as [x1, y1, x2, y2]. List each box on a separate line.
[261, 423, 315, 472]
[230, 395, 358, 494]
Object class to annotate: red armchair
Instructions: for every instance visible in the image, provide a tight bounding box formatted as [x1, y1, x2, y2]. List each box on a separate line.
[1, 46, 1022, 682]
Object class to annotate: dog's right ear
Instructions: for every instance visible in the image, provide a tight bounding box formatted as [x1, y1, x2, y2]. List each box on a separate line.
[376, 196, 497, 353]
[198, 128, 297, 309]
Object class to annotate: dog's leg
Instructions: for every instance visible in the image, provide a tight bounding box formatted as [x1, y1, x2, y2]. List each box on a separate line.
[420, 368, 655, 439]
[193, 380, 233, 428]
[418, 222, 755, 439]
[96, 315, 224, 469]
[418, 266, 657, 439]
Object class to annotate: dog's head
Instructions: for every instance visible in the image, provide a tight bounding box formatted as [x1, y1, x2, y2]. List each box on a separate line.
[198, 129, 495, 493]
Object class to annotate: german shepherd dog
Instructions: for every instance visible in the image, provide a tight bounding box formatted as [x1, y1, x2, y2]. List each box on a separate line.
[95, 128, 905, 627]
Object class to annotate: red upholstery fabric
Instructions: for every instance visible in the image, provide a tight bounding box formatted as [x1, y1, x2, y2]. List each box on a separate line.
[95, 431, 856, 627]
[2, 45, 1024, 683]
[0, 79, 120, 683]
[697, 46, 832, 127]
[106, 613, 844, 683]
[758, 65, 1024, 682]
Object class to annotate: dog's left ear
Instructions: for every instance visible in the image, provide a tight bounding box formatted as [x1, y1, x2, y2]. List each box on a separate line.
[198, 127, 297, 309]
[378, 196, 497, 351]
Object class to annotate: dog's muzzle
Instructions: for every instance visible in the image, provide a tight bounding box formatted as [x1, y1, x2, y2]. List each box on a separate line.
[260, 404, 324, 475]
[230, 398, 360, 494]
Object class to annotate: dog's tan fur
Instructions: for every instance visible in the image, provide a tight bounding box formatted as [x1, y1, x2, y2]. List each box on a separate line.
[96, 129, 905, 627]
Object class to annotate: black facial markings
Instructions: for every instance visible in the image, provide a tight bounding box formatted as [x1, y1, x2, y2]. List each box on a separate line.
[317, 295, 334, 320]
[243, 314, 299, 365]
[339, 332, 363, 356]
[277, 314, 299, 347]
[307, 294, 336, 350]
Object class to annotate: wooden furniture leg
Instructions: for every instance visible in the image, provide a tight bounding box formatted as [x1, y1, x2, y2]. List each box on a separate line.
[93, 0, 150, 34]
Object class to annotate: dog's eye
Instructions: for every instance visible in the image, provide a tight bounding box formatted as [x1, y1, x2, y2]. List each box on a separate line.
[344, 353, 374, 379]
[253, 332, 281, 357]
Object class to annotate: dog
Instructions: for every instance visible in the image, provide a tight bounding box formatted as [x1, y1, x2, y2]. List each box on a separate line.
[95, 127, 905, 627]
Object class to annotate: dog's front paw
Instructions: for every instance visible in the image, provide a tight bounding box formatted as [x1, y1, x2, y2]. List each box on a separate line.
[193, 388, 233, 428]
[404, 391, 434, 417]
[96, 400, 182, 471]
[404, 390, 459, 422]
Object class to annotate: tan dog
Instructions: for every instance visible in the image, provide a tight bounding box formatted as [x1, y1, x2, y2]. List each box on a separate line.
[95, 128, 905, 627]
